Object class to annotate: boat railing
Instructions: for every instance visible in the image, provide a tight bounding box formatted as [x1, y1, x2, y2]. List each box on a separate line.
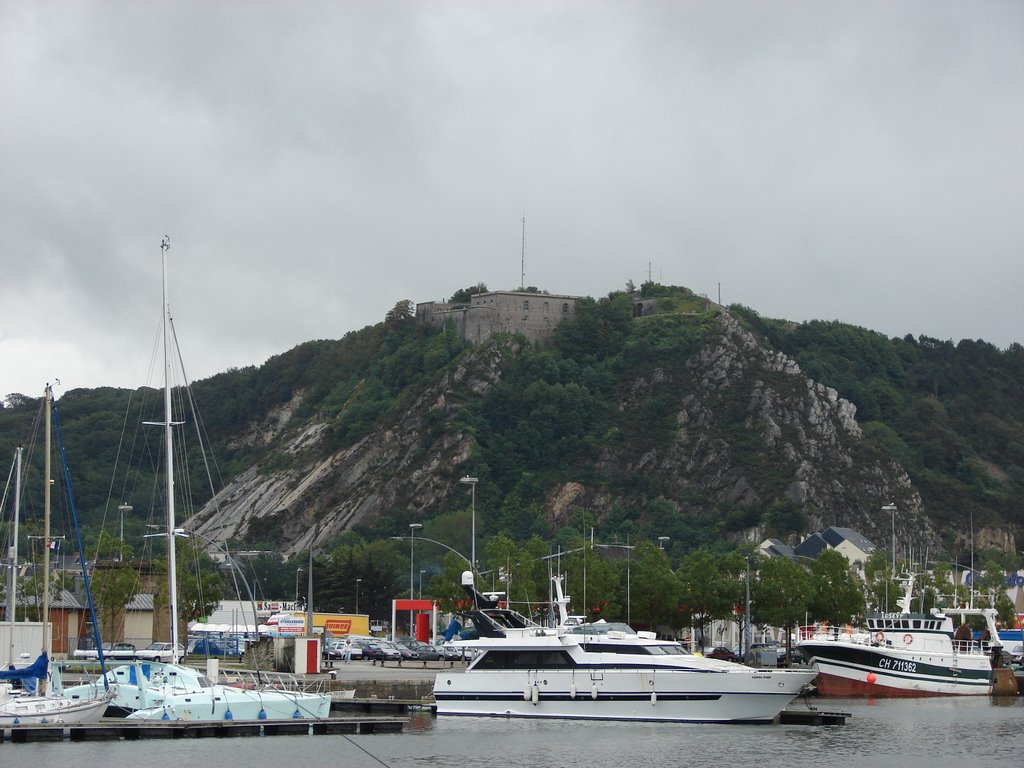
[951, 639, 1000, 657]
[219, 669, 328, 694]
[797, 624, 860, 643]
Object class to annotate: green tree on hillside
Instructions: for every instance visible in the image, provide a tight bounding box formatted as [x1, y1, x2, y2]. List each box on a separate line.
[807, 550, 865, 626]
[752, 555, 812, 662]
[677, 549, 744, 647]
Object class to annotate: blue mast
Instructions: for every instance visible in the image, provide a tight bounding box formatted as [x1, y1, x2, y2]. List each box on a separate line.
[52, 400, 109, 690]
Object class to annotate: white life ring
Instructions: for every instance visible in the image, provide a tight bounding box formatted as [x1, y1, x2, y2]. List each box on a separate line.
[874, 632, 885, 644]
[903, 633, 913, 645]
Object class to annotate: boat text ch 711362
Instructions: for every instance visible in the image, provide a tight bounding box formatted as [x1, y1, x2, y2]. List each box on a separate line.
[796, 574, 1002, 697]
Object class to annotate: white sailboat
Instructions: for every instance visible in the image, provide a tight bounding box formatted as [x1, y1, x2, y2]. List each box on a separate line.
[0, 386, 110, 724]
[118, 238, 330, 721]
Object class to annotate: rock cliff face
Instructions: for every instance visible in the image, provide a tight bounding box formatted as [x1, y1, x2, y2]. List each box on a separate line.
[192, 340, 510, 553]
[615, 314, 928, 546]
[191, 313, 931, 555]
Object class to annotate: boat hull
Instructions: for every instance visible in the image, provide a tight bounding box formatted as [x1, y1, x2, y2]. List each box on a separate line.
[0, 692, 110, 724]
[434, 667, 816, 723]
[124, 685, 332, 721]
[799, 641, 993, 697]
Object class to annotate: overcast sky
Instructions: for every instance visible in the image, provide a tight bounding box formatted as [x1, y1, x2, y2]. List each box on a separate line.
[2, 0, 1022, 401]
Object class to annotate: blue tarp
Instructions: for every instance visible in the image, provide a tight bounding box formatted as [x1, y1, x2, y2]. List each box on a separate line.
[0, 652, 48, 683]
[443, 619, 462, 642]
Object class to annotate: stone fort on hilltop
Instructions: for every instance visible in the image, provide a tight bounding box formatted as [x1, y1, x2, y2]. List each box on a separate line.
[417, 289, 706, 345]
[416, 290, 581, 345]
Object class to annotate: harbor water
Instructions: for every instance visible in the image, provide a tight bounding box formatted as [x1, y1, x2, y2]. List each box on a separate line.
[9, 697, 1023, 767]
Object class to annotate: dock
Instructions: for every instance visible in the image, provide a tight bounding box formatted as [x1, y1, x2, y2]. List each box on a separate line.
[777, 708, 849, 726]
[0, 715, 404, 743]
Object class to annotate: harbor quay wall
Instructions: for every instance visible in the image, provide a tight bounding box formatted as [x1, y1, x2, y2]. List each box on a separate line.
[319, 659, 456, 702]
[331, 677, 434, 701]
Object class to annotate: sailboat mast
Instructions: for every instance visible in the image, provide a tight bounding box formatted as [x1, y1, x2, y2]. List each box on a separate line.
[161, 236, 180, 664]
[6, 447, 22, 666]
[42, 385, 52, 691]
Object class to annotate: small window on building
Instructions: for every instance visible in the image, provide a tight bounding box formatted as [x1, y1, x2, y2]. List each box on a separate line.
[562, 303, 569, 314]
[523, 300, 530, 311]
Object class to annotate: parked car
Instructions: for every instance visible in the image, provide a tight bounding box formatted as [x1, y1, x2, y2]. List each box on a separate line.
[382, 640, 417, 663]
[368, 642, 403, 664]
[188, 637, 242, 659]
[73, 642, 136, 661]
[135, 642, 185, 663]
[360, 642, 396, 664]
[704, 646, 740, 663]
[406, 641, 443, 661]
[440, 641, 475, 661]
[438, 643, 461, 661]
[323, 638, 363, 661]
[1009, 643, 1023, 665]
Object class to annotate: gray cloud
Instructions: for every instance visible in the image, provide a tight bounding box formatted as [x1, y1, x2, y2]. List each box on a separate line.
[2, 0, 1022, 399]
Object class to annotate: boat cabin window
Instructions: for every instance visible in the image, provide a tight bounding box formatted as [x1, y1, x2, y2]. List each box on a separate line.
[473, 650, 576, 670]
[913, 620, 921, 629]
[578, 642, 688, 656]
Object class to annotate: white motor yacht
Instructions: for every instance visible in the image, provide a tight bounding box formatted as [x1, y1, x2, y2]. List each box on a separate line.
[434, 572, 815, 723]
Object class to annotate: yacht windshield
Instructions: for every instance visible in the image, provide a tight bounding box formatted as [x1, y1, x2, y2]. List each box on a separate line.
[567, 622, 636, 636]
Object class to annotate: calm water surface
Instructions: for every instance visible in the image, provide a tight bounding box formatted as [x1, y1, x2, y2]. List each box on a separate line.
[13, 697, 1024, 768]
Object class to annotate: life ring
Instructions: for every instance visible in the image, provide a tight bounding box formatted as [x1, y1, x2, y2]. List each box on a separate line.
[874, 632, 885, 644]
[903, 633, 913, 645]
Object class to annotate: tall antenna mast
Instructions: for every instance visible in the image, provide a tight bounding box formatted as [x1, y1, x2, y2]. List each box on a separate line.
[520, 214, 526, 290]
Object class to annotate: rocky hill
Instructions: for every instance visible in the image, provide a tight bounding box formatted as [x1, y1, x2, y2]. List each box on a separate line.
[190, 304, 934, 557]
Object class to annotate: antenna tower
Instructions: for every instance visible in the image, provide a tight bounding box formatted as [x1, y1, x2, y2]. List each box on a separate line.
[520, 214, 526, 290]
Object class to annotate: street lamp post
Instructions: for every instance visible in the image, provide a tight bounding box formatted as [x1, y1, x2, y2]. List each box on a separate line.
[389, 535, 471, 568]
[117, 503, 132, 561]
[295, 567, 304, 603]
[459, 476, 478, 574]
[355, 578, 362, 614]
[419, 569, 426, 598]
[408, 523, 422, 637]
[658, 536, 670, 550]
[744, 555, 753, 664]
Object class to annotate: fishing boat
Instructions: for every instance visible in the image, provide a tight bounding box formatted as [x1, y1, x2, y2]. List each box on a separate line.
[796, 574, 1002, 696]
[0, 387, 111, 724]
[76, 238, 330, 722]
[433, 572, 816, 723]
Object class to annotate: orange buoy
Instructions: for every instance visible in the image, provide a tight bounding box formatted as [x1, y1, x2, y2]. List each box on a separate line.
[866, 672, 877, 684]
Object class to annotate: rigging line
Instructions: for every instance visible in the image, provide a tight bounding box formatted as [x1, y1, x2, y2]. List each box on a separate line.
[96, 387, 139, 563]
[167, 318, 266, 660]
[0, 449, 17, 513]
[165, 322, 254, 653]
[169, 316, 227, 497]
[339, 732, 396, 768]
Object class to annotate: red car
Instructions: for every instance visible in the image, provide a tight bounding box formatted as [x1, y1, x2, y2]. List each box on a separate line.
[704, 646, 740, 662]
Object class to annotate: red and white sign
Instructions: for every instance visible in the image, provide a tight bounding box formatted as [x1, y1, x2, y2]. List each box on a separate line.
[276, 616, 306, 635]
